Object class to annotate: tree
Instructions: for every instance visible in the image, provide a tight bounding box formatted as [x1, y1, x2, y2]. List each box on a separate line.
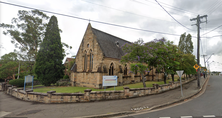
[34, 16, 64, 86]
[145, 38, 172, 83]
[0, 52, 18, 80]
[121, 39, 168, 87]
[145, 38, 182, 83]
[178, 33, 193, 54]
[0, 10, 71, 74]
[178, 33, 196, 79]
[121, 39, 151, 87]
[0, 10, 49, 73]
[179, 53, 197, 79]
[163, 41, 180, 82]
[144, 38, 170, 81]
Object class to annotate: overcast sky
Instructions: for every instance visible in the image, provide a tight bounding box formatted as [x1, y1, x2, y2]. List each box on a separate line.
[0, 0, 222, 72]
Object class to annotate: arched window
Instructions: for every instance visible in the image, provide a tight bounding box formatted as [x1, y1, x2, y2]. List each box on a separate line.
[109, 63, 114, 75]
[89, 50, 93, 71]
[124, 64, 127, 75]
[84, 51, 87, 71]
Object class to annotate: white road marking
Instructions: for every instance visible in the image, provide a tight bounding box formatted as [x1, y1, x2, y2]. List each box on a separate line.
[203, 115, 216, 117]
[181, 116, 193, 118]
[0, 111, 11, 117]
[159, 117, 171, 118]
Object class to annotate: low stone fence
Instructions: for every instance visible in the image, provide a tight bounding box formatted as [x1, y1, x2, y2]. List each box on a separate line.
[0, 77, 195, 103]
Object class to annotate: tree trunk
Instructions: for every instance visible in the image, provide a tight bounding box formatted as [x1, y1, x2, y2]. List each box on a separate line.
[141, 74, 146, 87]
[171, 74, 174, 82]
[164, 74, 167, 84]
[147, 72, 150, 81]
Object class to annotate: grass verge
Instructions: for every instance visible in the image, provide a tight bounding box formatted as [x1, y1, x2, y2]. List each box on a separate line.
[33, 79, 176, 93]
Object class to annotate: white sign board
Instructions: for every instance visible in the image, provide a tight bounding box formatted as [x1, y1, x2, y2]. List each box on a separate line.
[24, 75, 34, 90]
[103, 76, 117, 87]
[219, 73, 222, 76]
[176, 70, 184, 78]
[25, 75, 33, 83]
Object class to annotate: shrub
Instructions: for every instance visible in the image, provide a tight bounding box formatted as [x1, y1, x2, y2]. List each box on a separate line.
[55, 81, 70, 86]
[63, 75, 69, 79]
[9, 79, 24, 87]
[8, 78, 40, 87]
[56, 82, 59, 86]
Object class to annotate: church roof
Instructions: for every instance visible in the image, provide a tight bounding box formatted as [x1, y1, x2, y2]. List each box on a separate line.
[91, 28, 131, 59]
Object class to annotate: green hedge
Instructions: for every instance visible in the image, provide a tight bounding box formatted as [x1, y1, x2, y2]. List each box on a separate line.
[9, 78, 39, 87]
[9, 79, 24, 87]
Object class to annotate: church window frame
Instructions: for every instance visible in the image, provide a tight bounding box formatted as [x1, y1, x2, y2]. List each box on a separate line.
[109, 63, 114, 75]
[124, 64, 127, 76]
[84, 51, 87, 71]
[89, 50, 93, 71]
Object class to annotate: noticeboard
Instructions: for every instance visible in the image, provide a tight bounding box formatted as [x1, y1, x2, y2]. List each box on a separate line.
[102, 76, 117, 87]
[25, 75, 33, 83]
[24, 75, 34, 90]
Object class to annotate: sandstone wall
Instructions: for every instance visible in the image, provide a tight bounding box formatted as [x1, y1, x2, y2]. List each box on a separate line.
[0, 76, 195, 103]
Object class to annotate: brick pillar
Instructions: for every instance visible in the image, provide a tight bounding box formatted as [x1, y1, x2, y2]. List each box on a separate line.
[47, 91, 56, 98]
[130, 73, 135, 83]
[124, 87, 130, 98]
[6, 85, 12, 94]
[2, 82, 6, 91]
[118, 73, 123, 86]
[84, 89, 92, 101]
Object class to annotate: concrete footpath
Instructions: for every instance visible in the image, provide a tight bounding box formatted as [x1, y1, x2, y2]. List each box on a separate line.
[0, 76, 208, 118]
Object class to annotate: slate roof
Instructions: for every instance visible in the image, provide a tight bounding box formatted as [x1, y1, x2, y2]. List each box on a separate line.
[91, 28, 131, 59]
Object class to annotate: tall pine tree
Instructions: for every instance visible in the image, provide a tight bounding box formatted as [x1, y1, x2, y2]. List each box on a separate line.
[178, 32, 193, 54]
[35, 16, 64, 86]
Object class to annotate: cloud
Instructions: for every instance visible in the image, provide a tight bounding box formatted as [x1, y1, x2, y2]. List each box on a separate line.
[1, 0, 222, 70]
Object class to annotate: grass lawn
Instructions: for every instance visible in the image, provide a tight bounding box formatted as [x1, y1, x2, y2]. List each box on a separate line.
[33, 79, 177, 93]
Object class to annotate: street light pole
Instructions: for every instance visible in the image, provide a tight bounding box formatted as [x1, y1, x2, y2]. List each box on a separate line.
[208, 61, 214, 75]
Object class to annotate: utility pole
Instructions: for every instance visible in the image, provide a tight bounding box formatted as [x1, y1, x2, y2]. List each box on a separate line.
[190, 15, 207, 88]
[202, 53, 214, 77]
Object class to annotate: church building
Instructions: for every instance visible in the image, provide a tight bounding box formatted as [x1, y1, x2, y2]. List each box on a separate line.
[70, 23, 157, 88]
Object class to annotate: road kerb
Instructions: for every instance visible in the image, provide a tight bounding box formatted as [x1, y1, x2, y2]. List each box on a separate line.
[78, 76, 210, 118]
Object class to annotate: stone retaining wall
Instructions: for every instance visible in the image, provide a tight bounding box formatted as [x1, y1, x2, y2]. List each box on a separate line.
[0, 77, 195, 103]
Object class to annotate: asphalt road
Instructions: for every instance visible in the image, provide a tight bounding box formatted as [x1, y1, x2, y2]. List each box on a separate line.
[121, 75, 222, 118]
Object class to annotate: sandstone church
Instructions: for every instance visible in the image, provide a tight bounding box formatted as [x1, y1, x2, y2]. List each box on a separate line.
[70, 23, 159, 88]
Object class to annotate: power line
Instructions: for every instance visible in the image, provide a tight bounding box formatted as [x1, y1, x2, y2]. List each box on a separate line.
[154, 0, 194, 31]
[201, 24, 222, 36]
[145, 0, 199, 16]
[0, 1, 185, 37]
[200, 38, 204, 55]
[202, 35, 222, 38]
[81, 0, 177, 24]
[206, 0, 222, 15]
[202, 0, 220, 15]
